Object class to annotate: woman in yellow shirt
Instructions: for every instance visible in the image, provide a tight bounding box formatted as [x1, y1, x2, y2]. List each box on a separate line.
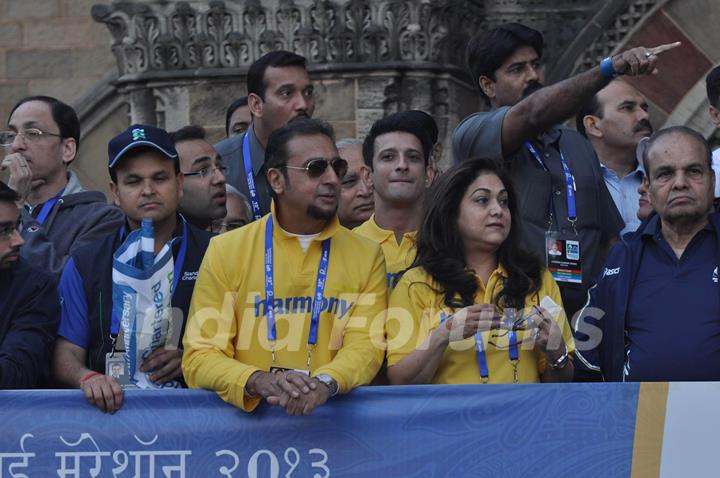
[386, 158, 574, 384]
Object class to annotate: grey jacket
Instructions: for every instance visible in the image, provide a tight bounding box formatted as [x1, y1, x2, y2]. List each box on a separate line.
[214, 126, 271, 216]
[20, 170, 124, 278]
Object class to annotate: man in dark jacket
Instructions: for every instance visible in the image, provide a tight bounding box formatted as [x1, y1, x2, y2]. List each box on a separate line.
[0, 96, 124, 278]
[0, 181, 59, 389]
[574, 127, 720, 381]
[53, 124, 212, 413]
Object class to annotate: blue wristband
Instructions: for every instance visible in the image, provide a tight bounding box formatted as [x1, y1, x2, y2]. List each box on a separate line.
[600, 56, 617, 79]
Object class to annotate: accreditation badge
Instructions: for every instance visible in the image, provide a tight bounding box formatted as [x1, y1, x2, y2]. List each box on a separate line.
[270, 366, 311, 376]
[105, 352, 138, 389]
[545, 231, 582, 287]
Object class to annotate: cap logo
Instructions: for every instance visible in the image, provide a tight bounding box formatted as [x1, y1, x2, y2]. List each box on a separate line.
[131, 128, 146, 141]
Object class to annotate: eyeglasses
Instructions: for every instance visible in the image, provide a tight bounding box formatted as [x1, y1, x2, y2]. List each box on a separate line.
[284, 158, 348, 179]
[489, 308, 538, 338]
[0, 128, 62, 146]
[183, 165, 229, 179]
[486, 306, 543, 348]
[0, 221, 22, 240]
[209, 219, 247, 233]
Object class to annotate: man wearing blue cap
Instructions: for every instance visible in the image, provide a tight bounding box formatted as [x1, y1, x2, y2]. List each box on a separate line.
[53, 124, 212, 413]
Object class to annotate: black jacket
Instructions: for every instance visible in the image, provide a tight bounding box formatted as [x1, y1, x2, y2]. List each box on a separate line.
[0, 260, 59, 389]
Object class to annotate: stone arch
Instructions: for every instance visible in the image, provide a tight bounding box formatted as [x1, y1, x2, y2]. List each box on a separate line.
[567, 0, 720, 143]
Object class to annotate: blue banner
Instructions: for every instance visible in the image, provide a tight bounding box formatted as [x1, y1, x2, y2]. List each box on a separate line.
[0, 384, 640, 477]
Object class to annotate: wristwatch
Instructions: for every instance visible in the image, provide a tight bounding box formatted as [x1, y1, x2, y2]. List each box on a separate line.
[314, 374, 339, 397]
[549, 349, 570, 370]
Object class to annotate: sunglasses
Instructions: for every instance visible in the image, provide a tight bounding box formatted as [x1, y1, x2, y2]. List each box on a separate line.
[285, 157, 348, 179]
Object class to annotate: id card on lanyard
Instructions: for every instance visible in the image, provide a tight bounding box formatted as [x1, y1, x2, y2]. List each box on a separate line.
[243, 132, 264, 221]
[526, 142, 583, 287]
[265, 216, 330, 373]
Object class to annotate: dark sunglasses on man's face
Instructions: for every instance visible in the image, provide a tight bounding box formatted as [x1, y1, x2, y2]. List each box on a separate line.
[285, 157, 348, 179]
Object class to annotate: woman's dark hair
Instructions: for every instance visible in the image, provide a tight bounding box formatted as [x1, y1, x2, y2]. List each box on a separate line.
[412, 158, 542, 310]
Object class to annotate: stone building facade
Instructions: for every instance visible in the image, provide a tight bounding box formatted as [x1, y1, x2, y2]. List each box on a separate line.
[0, 0, 719, 194]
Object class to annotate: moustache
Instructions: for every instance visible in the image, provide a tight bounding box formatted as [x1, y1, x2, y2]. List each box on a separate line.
[522, 82, 544, 98]
[288, 112, 310, 123]
[634, 120, 653, 134]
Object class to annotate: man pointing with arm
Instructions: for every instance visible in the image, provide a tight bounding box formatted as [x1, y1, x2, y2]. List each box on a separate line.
[453, 22, 679, 321]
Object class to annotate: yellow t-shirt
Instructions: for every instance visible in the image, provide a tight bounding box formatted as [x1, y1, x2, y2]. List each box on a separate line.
[386, 266, 574, 384]
[354, 214, 416, 288]
[183, 209, 388, 411]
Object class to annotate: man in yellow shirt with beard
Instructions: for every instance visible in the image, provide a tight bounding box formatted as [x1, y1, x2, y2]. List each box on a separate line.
[354, 112, 435, 289]
[183, 119, 387, 415]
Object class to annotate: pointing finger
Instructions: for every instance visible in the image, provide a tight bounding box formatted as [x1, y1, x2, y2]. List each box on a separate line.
[648, 41, 681, 55]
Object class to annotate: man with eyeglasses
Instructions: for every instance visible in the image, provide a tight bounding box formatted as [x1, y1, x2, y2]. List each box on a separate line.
[215, 50, 315, 222]
[354, 112, 435, 290]
[210, 184, 252, 234]
[53, 124, 212, 413]
[184, 118, 387, 415]
[0, 96, 123, 277]
[0, 181, 59, 389]
[169, 125, 228, 230]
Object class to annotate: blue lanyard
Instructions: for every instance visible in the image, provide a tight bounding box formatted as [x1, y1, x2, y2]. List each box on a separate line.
[264, 216, 330, 363]
[243, 132, 263, 221]
[474, 332, 489, 382]
[559, 151, 577, 222]
[36, 191, 63, 225]
[440, 310, 520, 383]
[110, 218, 188, 337]
[525, 142, 577, 227]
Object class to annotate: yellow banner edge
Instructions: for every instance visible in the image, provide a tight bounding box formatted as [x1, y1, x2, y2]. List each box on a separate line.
[631, 382, 670, 478]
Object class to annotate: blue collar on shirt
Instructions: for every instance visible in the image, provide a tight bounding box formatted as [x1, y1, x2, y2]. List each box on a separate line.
[640, 213, 715, 242]
[600, 160, 645, 181]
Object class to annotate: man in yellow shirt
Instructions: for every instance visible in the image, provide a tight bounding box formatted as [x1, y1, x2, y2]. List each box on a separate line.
[183, 119, 387, 415]
[354, 111, 435, 288]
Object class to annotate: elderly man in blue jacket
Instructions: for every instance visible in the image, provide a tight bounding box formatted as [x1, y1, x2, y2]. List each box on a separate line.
[574, 126, 720, 381]
[0, 181, 59, 389]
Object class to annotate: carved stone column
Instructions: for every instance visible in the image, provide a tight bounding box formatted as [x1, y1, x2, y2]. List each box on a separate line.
[126, 88, 157, 125]
[92, 0, 603, 162]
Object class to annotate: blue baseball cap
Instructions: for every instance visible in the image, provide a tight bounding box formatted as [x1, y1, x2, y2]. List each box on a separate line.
[108, 124, 178, 169]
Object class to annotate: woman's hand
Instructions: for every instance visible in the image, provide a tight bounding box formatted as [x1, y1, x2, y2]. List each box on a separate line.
[444, 304, 501, 342]
[528, 306, 566, 361]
